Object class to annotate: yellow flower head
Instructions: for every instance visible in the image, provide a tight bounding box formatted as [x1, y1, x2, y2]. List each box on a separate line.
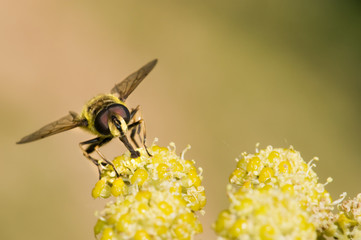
[93, 142, 205, 240]
[332, 193, 361, 239]
[215, 187, 316, 239]
[231, 146, 333, 220]
[216, 145, 339, 239]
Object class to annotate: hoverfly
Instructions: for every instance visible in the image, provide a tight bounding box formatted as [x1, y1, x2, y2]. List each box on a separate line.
[17, 59, 157, 177]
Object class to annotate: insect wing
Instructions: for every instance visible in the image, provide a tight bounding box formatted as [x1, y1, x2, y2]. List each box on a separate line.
[111, 59, 158, 101]
[17, 112, 87, 144]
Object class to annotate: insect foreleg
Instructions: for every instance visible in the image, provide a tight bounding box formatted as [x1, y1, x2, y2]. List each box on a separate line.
[79, 137, 119, 178]
[128, 121, 141, 148]
[128, 106, 151, 157]
[129, 105, 140, 120]
[128, 119, 151, 157]
[111, 116, 140, 158]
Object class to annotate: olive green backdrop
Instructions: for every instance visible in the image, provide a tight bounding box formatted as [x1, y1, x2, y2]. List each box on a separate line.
[1, 1, 360, 239]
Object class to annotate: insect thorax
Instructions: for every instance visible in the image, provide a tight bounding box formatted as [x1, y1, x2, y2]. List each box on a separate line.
[81, 94, 129, 136]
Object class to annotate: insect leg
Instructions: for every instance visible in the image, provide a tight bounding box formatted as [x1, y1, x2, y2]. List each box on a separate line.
[111, 116, 140, 158]
[129, 105, 140, 120]
[139, 119, 152, 157]
[93, 146, 120, 177]
[79, 137, 119, 178]
[128, 119, 151, 157]
[128, 105, 151, 156]
[128, 106, 141, 148]
[79, 138, 103, 178]
[128, 121, 141, 148]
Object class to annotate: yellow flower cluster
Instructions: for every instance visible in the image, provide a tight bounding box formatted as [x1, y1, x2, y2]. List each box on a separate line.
[215, 145, 339, 239]
[215, 187, 316, 239]
[93, 143, 205, 240]
[329, 193, 361, 239]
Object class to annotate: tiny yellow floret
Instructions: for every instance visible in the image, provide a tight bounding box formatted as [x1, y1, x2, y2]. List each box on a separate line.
[170, 184, 182, 195]
[188, 169, 201, 187]
[267, 151, 280, 163]
[229, 219, 247, 237]
[131, 168, 149, 186]
[247, 156, 261, 172]
[151, 145, 168, 153]
[134, 229, 151, 240]
[135, 190, 152, 201]
[170, 159, 184, 172]
[94, 219, 106, 236]
[259, 224, 276, 240]
[137, 202, 150, 214]
[178, 212, 196, 225]
[229, 168, 246, 183]
[111, 178, 126, 197]
[92, 178, 109, 198]
[100, 227, 114, 240]
[235, 198, 253, 211]
[278, 160, 292, 174]
[116, 213, 132, 232]
[158, 201, 173, 216]
[259, 167, 274, 183]
[242, 181, 252, 189]
[281, 184, 294, 195]
[156, 163, 169, 179]
[173, 225, 191, 240]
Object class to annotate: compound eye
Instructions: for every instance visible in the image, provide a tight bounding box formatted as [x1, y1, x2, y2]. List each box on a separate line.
[94, 104, 130, 135]
[94, 110, 110, 135]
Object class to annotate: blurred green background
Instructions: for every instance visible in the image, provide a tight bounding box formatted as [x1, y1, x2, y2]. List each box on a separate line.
[1, 0, 360, 239]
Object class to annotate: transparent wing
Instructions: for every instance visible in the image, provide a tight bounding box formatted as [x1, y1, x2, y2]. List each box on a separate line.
[111, 59, 158, 101]
[17, 112, 87, 144]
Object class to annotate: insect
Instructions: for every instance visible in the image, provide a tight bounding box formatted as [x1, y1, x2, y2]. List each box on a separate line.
[17, 59, 158, 177]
